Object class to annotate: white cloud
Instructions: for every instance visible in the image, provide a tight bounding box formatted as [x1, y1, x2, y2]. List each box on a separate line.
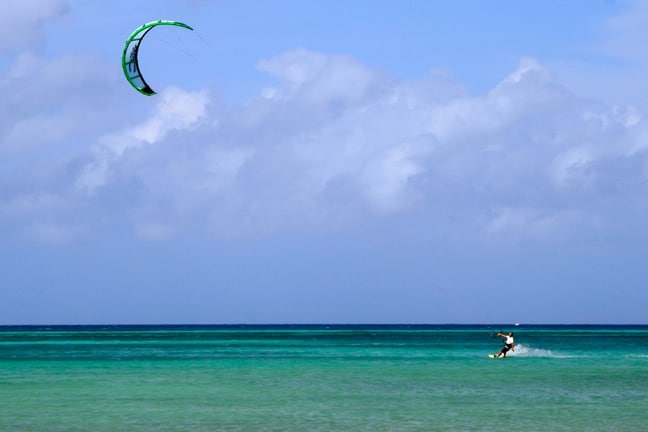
[131, 88, 210, 145]
[0, 0, 68, 52]
[258, 48, 377, 103]
[76, 87, 210, 195]
[3, 42, 648, 245]
[0, 50, 120, 167]
[549, 147, 596, 188]
[360, 136, 433, 213]
[258, 49, 329, 88]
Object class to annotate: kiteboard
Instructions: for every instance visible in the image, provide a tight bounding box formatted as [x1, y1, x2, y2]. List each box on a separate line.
[488, 354, 503, 359]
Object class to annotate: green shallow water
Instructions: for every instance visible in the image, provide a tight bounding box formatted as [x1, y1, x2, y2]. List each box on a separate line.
[1, 325, 646, 431]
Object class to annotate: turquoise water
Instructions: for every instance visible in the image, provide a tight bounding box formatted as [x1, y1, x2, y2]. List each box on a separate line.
[1, 325, 646, 431]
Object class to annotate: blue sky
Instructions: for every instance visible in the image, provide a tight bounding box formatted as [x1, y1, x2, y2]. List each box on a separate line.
[2, 0, 647, 324]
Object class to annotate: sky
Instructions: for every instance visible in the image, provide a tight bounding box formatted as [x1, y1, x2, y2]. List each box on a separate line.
[1, 0, 647, 324]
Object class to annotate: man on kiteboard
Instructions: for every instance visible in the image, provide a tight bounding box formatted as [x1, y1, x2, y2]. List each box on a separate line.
[495, 332, 515, 357]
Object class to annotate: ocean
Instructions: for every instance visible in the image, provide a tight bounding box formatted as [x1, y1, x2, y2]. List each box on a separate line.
[1, 325, 646, 431]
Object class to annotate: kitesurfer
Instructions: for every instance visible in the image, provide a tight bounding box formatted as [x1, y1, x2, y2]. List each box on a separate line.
[495, 332, 515, 357]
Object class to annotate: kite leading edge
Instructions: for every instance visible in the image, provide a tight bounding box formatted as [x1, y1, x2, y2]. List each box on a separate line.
[121, 20, 194, 96]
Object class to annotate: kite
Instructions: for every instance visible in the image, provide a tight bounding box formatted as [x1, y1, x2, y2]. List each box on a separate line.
[122, 20, 193, 96]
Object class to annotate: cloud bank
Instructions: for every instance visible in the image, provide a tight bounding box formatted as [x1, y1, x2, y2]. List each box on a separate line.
[1, 9, 647, 248]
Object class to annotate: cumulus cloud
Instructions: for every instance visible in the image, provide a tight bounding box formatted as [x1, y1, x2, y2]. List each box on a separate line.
[76, 87, 210, 195]
[3, 41, 648, 245]
[134, 54, 645, 241]
[0, 0, 68, 53]
[0, 50, 121, 172]
[0, 48, 124, 247]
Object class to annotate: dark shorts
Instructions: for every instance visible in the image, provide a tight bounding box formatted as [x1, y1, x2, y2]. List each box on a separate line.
[502, 344, 512, 353]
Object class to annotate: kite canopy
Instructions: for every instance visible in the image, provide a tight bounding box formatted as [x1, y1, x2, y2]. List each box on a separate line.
[122, 20, 193, 96]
